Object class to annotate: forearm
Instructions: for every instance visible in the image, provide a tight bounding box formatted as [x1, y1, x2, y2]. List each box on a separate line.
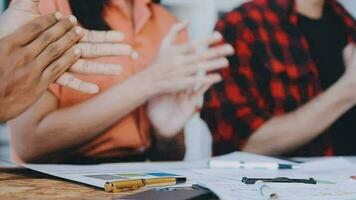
[243, 78, 356, 155]
[13, 73, 156, 162]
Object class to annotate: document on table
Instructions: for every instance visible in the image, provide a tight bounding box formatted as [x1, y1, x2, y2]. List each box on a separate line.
[195, 158, 356, 200]
[200, 179, 356, 200]
[19, 152, 356, 199]
[23, 160, 207, 188]
[21, 151, 289, 188]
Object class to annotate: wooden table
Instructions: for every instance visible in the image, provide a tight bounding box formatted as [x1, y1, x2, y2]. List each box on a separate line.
[0, 167, 143, 200]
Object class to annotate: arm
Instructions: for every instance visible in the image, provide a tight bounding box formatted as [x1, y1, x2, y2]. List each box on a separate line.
[243, 75, 356, 155]
[244, 44, 356, 155]
[203, 57, 356, 156]
[202, 11, 356, 156]
[9, 22, 233, 162]
[9, 74, 153, 162]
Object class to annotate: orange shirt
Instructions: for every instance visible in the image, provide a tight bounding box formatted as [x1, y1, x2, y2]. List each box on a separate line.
[11, 0, 186, 162]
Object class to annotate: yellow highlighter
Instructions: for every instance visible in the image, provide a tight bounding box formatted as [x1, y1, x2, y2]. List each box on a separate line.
[104, 177, 187, 193]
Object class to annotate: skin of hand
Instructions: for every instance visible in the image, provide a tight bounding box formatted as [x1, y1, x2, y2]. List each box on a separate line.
[145, 21, 234, 138]
[0, 0, 132, 94]
[0, 13, 84, 122]
[340, 44, 356, 88]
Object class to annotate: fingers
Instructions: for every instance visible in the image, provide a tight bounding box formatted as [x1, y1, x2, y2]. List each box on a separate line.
[76, 43, 132, 58]
[8, 12, 62, 46]
[182, 44, 234, 65]
[81, 29, 125, 43]
[35, 26, 84, 71]
[161, 20, 189, 47]
[45, 47, 102, 94]
[187, 74, 222, 90]
[27, 15, 78, 57]
[41, 47, 81, 84]
[178, 31, 223, 53]
[69, 59, 122, 75]
[178, 74, 222, 92]
[180, 57, 229, 76]
[191, 82, 214, 102]
[56, 73, 99, 94]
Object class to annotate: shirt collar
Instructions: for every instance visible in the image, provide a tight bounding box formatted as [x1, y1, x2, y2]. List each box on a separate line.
[109, 0, 152, 33]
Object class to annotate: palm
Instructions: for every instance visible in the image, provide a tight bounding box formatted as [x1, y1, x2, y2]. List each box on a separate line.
[0, 0, 40, 38]
[147, 92, 197, 138]
[145, 21, 222, 138]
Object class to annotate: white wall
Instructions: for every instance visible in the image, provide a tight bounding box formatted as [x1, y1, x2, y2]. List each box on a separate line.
[339, 0, 356, 18]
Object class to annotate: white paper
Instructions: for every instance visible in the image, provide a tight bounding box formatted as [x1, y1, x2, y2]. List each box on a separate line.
[21, 151, 287, 188]
[23, 160, 207, 188]
[195, 157, 356, 200]
[19, 152, 356, 200]
[212, 151, 296, 164]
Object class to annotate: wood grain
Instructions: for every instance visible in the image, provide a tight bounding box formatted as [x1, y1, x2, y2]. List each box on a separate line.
[0, 168, 143, 200]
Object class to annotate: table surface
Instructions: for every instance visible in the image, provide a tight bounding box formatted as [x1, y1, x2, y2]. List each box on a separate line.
[1, 157, 356, 199]
[0, 167, 144, 200]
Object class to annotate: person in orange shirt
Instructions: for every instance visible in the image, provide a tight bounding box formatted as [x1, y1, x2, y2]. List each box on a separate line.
[9, 0, 234, 164]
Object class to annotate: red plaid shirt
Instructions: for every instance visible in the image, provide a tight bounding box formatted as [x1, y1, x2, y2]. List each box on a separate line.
[201, 0, 356, 157]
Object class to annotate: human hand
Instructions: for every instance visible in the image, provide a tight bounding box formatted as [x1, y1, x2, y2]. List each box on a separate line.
[145, 21, 234, 138]
[0, 0, 132, 94]
[0, 13, 85, 121]
[147, 83, 214, 138]
[344, 44, 356, 74]
[340, 44, 356, 88]
[142, 21, 234, 96]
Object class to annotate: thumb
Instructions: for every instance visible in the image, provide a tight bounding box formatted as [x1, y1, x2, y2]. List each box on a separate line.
[10, 0, 40, 14]
[161, 20, 189, 47]
[343, 44, 355, 67]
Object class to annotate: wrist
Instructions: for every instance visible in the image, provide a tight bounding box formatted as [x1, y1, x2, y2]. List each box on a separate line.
[334, 76, 356, 104]
[135, 68, 160, 98]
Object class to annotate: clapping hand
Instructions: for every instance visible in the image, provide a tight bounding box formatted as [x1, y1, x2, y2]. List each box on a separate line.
[0, 0, 132, 93]
[145, 22, 234, 138]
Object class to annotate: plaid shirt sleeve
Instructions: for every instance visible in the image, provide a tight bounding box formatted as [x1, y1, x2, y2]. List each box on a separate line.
[201, 10, 272, 156]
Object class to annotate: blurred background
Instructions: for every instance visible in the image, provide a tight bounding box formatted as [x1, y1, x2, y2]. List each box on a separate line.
[0, 0, 355, 162]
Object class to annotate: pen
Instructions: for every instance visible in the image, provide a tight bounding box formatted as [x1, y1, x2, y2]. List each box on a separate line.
[104, 177, 187, 193]
[255, 181, 279, 200]
[208, 160, 300, 170]
[242, 177, 317, 184]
